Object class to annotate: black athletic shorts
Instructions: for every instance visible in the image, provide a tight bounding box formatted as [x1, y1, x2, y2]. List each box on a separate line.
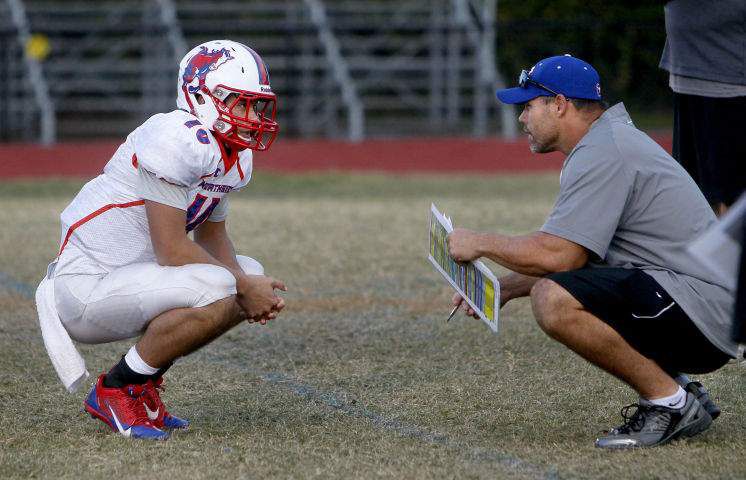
[546, 267, 731, 374]
[673, 92, 746, 207]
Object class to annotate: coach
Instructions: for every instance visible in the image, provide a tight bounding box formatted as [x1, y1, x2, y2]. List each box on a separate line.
[446, 55, 737, 449]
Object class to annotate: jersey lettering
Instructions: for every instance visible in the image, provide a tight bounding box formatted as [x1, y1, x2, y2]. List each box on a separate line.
[184, 119, 210, 144]
[196, 129, 210, 144]
[185, 194, 221, 232]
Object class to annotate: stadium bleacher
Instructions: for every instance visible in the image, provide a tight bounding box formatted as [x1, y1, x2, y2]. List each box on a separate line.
[1, 0, 513, 143]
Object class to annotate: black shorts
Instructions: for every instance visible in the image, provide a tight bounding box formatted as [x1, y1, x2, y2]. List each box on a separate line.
[673, 92, 746, 207]
[546, 267, 730, 374]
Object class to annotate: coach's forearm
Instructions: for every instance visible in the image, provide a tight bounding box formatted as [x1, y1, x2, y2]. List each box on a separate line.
[478, 232, 578, 276]
[500, 272, 541, 304]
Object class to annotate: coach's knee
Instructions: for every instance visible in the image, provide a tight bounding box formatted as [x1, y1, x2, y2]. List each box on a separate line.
[530, 278, 577, 338]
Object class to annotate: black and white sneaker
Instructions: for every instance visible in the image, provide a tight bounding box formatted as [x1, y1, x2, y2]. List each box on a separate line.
[595, 392, 712, 449]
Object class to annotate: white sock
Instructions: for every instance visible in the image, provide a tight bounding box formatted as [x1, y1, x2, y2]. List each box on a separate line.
[124, 345, 159, 376]
[642, 386, 687, 409]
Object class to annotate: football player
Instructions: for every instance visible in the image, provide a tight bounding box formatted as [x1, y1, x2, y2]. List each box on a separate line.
[37, 40, 285, 440]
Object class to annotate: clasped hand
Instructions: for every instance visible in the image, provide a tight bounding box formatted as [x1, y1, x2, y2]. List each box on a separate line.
[236, 274, 287, 325]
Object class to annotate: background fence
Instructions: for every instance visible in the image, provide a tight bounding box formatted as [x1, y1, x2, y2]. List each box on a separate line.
[1, 0, 669, 144]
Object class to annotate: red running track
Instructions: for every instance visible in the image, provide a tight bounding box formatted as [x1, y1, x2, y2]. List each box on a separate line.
[0, 136, 672, 178]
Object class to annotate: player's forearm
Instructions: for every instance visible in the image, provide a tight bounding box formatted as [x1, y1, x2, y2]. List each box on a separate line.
[155, 237, 243, 279]
[194, 229, 241, 271]
[478, 232, 573, 276]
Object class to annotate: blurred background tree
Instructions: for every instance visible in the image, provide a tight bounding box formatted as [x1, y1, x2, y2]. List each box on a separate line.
[497, 1, 669, 129]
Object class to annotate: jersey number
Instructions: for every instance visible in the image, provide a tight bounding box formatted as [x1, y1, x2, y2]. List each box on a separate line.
[186, 194, 220, 232]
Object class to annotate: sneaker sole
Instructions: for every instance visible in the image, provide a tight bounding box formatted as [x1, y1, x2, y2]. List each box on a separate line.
[596, 401, 713, 449]
[677, 410, 713, 440]
[685, 382, 721, 421]
[699, 400, 720, 421]
[162, 424, 190, 430]
[84, 402, 118, 433]
[84, 402, 170, 440]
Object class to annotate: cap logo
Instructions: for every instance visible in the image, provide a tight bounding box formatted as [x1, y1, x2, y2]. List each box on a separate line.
[596, 83, 601, 97]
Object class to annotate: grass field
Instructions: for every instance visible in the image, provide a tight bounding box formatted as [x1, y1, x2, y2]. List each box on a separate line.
[1, 173, 744, 479]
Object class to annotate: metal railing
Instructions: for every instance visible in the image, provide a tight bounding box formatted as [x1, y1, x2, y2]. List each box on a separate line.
[5, 0, 55, 144]
[155, 0, 188, 64]
[1, 0, 514, 143]
[303, 0, 364, 141]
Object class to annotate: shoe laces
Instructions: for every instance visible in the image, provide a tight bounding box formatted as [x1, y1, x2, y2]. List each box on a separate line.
[121, 384, 152, 425]
[144, 378, 166, 411]
[614, 403, 647, 434]
[613, 402, 674, 435]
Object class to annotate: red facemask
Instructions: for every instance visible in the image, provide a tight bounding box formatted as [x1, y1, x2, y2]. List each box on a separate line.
[208, 84, 279, 151]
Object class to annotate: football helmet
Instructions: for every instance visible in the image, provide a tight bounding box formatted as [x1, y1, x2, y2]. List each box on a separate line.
[177, 39, 279, 151]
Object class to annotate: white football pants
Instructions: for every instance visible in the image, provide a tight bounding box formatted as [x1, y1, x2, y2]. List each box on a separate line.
[53, 256, 264, 344]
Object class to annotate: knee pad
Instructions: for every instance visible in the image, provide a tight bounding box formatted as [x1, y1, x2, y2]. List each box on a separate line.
[172, 263, 237, 307]
[236, 256, 264, 276]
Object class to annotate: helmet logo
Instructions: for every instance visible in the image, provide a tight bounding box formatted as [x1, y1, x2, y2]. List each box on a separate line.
[182, 46, 234, 93]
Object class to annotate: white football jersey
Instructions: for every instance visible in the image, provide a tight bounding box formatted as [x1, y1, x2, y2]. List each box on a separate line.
[56, 110, 253, 275]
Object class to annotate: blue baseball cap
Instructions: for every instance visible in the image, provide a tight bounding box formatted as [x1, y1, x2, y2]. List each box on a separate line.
[496, 54, 602, 104]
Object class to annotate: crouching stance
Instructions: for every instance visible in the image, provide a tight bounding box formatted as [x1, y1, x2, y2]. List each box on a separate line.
[447, 55, 737, 449]
[36, 40, 285, 440]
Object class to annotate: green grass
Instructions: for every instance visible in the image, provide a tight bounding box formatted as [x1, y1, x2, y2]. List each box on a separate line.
[1, 173, 744, 479]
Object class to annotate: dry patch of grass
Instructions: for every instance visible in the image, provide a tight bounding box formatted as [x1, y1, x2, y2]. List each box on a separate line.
[0, 174, 744, 479]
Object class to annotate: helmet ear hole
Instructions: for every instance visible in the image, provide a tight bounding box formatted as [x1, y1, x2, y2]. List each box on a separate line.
[195, 93, 205, 105]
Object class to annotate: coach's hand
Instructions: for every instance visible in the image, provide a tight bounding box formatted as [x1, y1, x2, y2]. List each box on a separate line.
[447, 229, 484, 263]
[452, 293, 480, 319]
[237, 275, 287, 324]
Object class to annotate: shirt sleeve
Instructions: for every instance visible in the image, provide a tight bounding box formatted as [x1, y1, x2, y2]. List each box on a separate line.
[137, 166, 190, 210]
[540, 144, 633, 260]
[130, 114, 218, 187]
[207, 196, 229, 222]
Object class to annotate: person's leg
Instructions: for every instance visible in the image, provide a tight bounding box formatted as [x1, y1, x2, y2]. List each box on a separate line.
[136, 254, 266, 366]
[59, 257, 269, 437]
[134, 256, 267, 430]
[136, 295, 241, 367]
[129, 295, 244, 432]
[56, 261, 238, 344]
[57, 261, 239, 438]
[735, 214, 746, 344]
[672, 93, 701, 187]
[705, 96, 746, 210]
[683, 95, 746, 214]
[530, 271, 716, 448]
[530, 278, 678, 399]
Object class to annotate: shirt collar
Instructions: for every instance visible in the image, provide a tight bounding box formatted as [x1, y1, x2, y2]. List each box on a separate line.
[569, 102, 631, 155]
[599, 102, 632, 125]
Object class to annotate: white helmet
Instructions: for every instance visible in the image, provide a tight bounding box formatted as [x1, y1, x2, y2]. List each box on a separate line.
[177, 39, 279, 151]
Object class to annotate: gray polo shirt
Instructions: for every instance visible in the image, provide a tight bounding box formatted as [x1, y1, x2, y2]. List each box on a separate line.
[541, 103, 736, 358]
